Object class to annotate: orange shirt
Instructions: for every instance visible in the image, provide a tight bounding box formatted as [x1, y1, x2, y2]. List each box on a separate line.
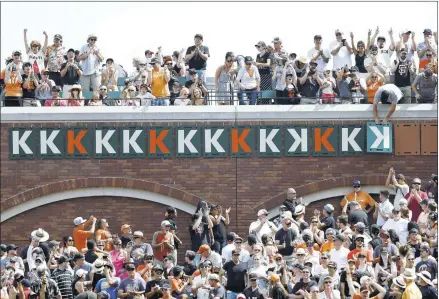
[171, 277, 183, 293]
[95, 229, 112, 251]
[419, 59, 438, 73]
[1, 69, 5, 80]
[367, 80, 383, 103]
[151, 69, 170, 98]
[73, 220, 93, 251]
[341, 191, 376, 210]
[4, 77, 23, 97]
[153, 231, 171, 261]
[320, 241, 334, 253]
[136, 264, 152, 282]
[296, 242, 320, 251]
[347, 248, 373, 266]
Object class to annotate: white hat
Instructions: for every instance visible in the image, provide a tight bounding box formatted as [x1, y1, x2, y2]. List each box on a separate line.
[294, 205, 305, 216]
[208, 274, 220, 281]
[402, 268, 417, 280]
[31, 228, 49, 242]
[399, 198, 408, 206]
[296, 248, 306, 255]
[68, 84, 83, 92]
[392, 276, 406, 288]
[417, 271, 434, 286]
[257, 209, 269, 217]
[281, 211, 293, 219]
[75, 269, 88, 278]
[298, 57, 309, 64]
[133, 231, 145, 238]
[73, 217, 87, 226]
[161, 220, 171, 228]
[323, 204, 335, 213]
[93, 259, 105, 274]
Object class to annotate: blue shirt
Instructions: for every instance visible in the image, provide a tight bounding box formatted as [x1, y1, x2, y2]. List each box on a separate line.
[96, 277, 121, 299]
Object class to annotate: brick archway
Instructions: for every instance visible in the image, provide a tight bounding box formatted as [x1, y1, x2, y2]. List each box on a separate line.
[1, 177, 204, 213]
[253, 174, 389, 211]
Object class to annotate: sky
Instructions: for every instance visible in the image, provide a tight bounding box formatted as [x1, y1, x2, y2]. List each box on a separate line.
[1, 2, 437, 77]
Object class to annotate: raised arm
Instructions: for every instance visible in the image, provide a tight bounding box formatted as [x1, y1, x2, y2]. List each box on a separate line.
[24, 29, 30, 53]
[350, 32, 358, 55]
[42, 31, 48, 53]
[366, 29, 372, 55]
[370, 26, 380, 46]
[388, 28, 396, 51]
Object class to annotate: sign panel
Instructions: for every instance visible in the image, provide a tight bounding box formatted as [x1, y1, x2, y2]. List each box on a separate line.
[366, 123, 393, 153]
[230, 126, 255, 157]
[65, 127, 92, 159]
[312, 125, 338, 156]
[338, 125, 364, 156]
[203, 127, 229, 158]
[176, 126, 201, 158]
[258, 126, 281, 157]
[148, 127, 173, 158]
[38, 127, 65, 159]
[120, 127, 147, 158]
[93, 126, 119, 159]
[284, 125, 309, 156]
[10, 128, 36, 160]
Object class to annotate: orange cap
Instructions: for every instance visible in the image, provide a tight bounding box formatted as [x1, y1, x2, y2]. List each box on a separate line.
[120, 224, 131, 232]
[197, 244, 210, 254]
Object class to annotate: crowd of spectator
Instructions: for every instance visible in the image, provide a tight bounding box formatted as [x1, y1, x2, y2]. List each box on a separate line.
[1, 170, 438, 299]
[0, 28, 437, 109]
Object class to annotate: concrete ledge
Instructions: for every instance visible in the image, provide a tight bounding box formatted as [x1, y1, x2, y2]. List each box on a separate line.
[1, 104, 436, 122]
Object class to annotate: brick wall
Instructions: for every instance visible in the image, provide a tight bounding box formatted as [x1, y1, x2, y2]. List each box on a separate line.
[1, 120, 437, 251]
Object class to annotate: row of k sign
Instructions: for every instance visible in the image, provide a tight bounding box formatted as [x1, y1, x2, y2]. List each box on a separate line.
[9, 123, 393, 159]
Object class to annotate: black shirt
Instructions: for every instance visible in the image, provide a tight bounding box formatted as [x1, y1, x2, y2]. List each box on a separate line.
[145, 279, 169, 299]
[290, 279, 317, 295]
[242, 287, 264, 299]
[91, 272, 106, 289]
[275, 228, 296, 256]
[270, 286, 286, 299]
[61, 62, 82, 85]
[183, 262, 197, 276]
[394, 59, 411, 87]
[320, 216, 336, 233]
[420, 285, 438, 299]
[223, 261, 248, 293]
[256, 52, 271, 75]
[212, 218, 227, 242]
[189, 220, 210, 252]
[186, 45, 210, 70]
[348, 210, 369, 227]
[408, 241, 421, 258]
[340, 270, 360, 297]
[21, 74, 41, 98]
[120, 235, 132, 249]
[416, 259, 438, 280]
[85, 250, 99, 264]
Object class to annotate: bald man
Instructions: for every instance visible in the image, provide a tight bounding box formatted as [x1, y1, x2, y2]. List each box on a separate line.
[283, 188, 303, 215]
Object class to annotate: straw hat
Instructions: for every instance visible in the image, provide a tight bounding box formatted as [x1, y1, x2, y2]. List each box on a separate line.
[31, 228, 49, 242]
[68, 84, 83, 92]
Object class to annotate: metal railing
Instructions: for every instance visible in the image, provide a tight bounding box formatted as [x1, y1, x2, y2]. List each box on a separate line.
[0, 90, 436, 107]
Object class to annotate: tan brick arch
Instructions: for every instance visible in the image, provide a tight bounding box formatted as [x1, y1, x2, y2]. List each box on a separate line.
[253, 174, 390, 211]
[0, 177, 204, 214]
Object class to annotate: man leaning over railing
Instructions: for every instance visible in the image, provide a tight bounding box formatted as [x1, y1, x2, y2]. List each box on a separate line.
[373, 84, 403, 124]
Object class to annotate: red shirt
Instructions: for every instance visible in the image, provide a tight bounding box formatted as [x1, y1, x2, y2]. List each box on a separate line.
[405, 191, 428, 222]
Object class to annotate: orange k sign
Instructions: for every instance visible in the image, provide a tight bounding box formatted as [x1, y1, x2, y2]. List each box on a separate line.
[314, 128, 335, 152]
[67, 129, 88, 154]
[150, 129, 170, 154]
[231, 128, 252, 153]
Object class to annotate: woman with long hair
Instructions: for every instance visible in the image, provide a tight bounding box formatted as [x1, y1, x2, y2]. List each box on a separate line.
[255, 41, 272, 91]
[88, 92, 103, 106]
[67, 84, 84, 106]
[350, 31, 370, 79]
[366, 72, 385, 103]
[374, 248, 397, 282]
[215, 52, 236, 105]
[109, 238, 128, 277]
[59, 236, 74, 255]
[72, 269, 91, 297]
[190, 87, 204, 106]
[95, 219, 113, 251]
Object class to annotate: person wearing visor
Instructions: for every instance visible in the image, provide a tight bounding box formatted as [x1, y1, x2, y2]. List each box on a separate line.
[24, 29, 48, 74]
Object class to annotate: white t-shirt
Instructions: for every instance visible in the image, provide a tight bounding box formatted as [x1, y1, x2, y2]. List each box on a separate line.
[393, 183, 410, 207]
[192, 275, 209, 299]
[27, 49, 45, 73]
[377, 199, 394, 227]
[221, 244, 235, 263]
[330, 40, 353, 70]
[318, 289, 341, 299]
[136, 93, 155, 106]
[377, 48, 394, 70]
[249, 220, 276, 244]
[174, 98, 191, 106]
[307, 48, 331, 74]
[224, 248, 250, 264]
[329, 247, 350, 271]
[382, 218, 409, 244]
[236, 66, 260, 89]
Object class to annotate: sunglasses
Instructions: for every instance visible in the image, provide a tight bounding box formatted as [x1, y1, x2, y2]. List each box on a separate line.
[353, 186, 361, 188]
[128, 90, 136, 92]
[90, 39, 96, 41]
[321, 257, 328, 260]
[245, 63, 252, 65]
[160, 288, 170, 292]
[97, 244, 104, 247]
[426, 54, 432, 57]
[235, 242, 242, 245]
[67, 239, 73, 242]
[407, 258, 415, 261]
[275, 258, 282, 261]
[166, 63, 173, 65]
[413, 182, 421, 185]
[100, 89, 107, 91]
[358, 255, 366, 258]
[356, 239, 364, 242]
[297, 254, 305, 257]
[200, 265, 208, 269]
[127, 268, 136, 272]
[233, 254, 240, 256]
[114, 243, 121, 246]
[154, 270, 164, 274]
[250, 278, 257, 282]
[35, 260, 42, 264]
[324, 281, 332, 284]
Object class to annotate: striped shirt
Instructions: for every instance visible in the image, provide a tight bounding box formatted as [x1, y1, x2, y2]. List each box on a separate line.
[52, 268, 74, 299]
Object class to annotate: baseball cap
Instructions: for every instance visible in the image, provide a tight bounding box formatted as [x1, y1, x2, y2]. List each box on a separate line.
[73, 253, 85, 261]
[161, 220, 171, 227]
[0, 244, 6, 252]
[145, 50, 154, 55]
[257, 209, 268, 216]
[73, 217, 87, 226]
[106, 58, 114, 63]
[120, 224, 131, 232]
[255, 41, 266, 48]
[402, 29, 412, 34]
[189, 69, 197, 75]
[314, 35, 322, 40]
[208, 274, 219, 281]
[272, 37, 282, 43]
[197, 244, 210, 254]
[377, 36, 386, 41]
[67, 48, 75, 54]
[353, 180, 361, 186]
[249, 273, 258, 280]
[194, 33, 203, 40]
[423, 29, 433, 35]
[244, 56, 253, 63]
[53, 34, 63, 40]
[6, 244, 18, 251]
[58, 255, 70, 264]
[323, 204, 334, 213]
